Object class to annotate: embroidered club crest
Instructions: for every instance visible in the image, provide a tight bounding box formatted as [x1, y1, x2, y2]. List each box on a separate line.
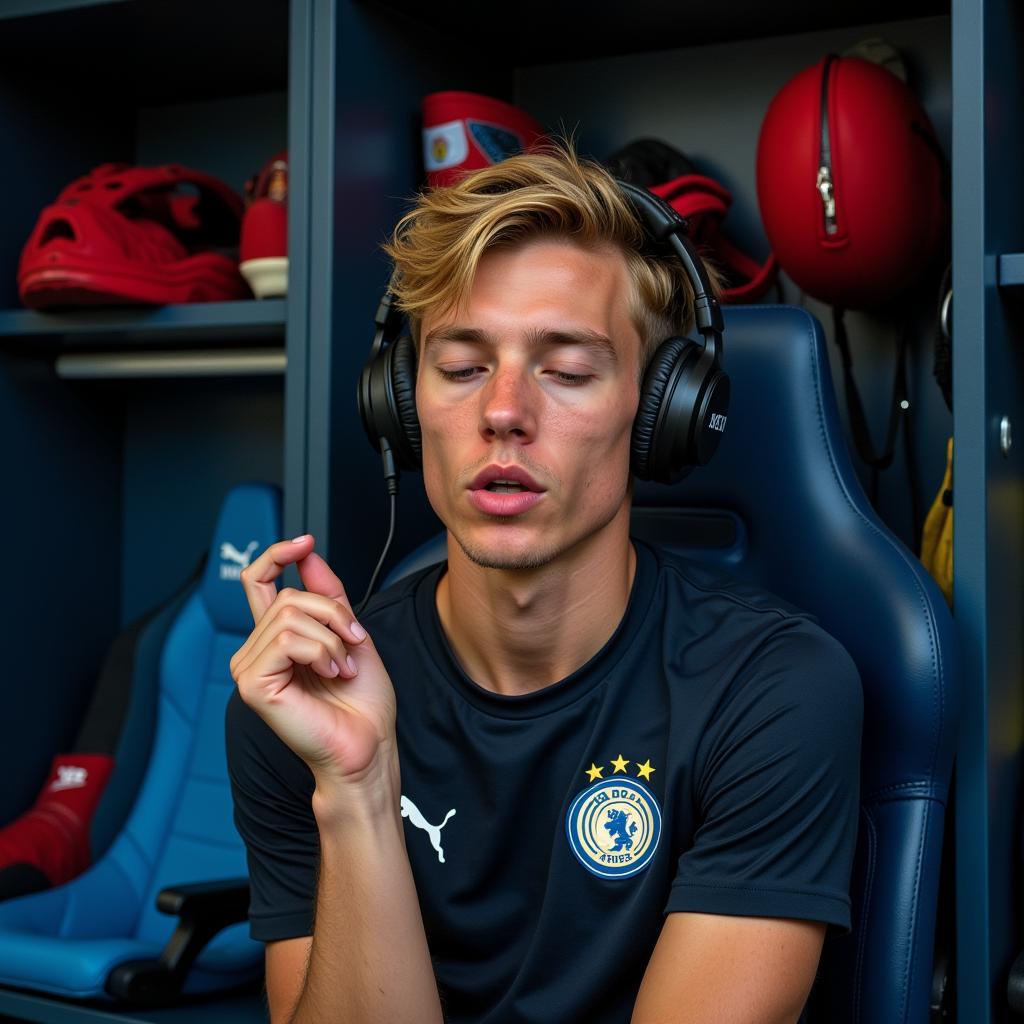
[566, 776, 661, 879]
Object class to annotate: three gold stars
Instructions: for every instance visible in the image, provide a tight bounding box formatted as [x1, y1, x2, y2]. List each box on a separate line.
[584, 756, 656, 783]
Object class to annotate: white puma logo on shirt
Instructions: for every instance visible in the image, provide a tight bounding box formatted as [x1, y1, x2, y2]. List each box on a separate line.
[401, 795, 456, 864]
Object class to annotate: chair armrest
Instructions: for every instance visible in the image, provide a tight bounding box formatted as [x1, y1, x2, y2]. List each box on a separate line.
[155, 877, 251, 919]
[105, 877, 251, 1005]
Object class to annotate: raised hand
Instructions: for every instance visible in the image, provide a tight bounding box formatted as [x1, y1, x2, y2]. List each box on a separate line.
[229, 535, 397, 793]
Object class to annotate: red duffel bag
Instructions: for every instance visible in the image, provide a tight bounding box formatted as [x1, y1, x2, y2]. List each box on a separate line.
[756, 54, 947, 310]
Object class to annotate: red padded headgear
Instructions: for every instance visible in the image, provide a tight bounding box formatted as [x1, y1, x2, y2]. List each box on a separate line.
[650, 173, 777, 303]
[756, 55, 947, 310]
[604, 137, 777, 304]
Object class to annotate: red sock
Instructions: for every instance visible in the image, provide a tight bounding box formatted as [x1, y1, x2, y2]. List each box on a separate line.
[0, 753, 114, 886]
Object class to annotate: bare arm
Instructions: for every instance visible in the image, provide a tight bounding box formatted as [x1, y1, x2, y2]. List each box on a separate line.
[631, 912, 825, 1024]
[287, 770, 443, 1024]
[263, 797, 443, 1024]
[265, 938, 311, 1024]
[231, 536, 443, 1024]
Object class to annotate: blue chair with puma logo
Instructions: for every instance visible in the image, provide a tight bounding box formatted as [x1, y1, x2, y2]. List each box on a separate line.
[381, 304, 961, 1024]
[0, 482, 279, 1005]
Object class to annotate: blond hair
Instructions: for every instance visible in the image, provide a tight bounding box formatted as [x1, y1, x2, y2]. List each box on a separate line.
[381, 140, 723, 379]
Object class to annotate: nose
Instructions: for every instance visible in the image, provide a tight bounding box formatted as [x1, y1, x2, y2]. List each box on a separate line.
[478, 361, 538, 444]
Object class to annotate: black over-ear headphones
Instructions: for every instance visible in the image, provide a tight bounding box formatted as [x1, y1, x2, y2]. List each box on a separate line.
[357, 179, 730, 491]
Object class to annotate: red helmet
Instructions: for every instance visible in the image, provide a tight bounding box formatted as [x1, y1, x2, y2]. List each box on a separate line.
[756, 55, 947, 309]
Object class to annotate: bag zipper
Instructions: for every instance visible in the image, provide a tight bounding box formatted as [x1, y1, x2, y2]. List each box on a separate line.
[815, 55, 839, 236]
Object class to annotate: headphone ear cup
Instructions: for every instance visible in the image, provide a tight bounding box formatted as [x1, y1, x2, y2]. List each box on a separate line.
[390, 333, 422, 468]
[631, 337, 696, 481]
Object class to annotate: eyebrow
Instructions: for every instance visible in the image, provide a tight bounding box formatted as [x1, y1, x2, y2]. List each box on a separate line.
[422, 325, 619, 365]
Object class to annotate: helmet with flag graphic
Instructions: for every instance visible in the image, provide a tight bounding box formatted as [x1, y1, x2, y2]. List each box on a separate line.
[422, 91, 546, 189]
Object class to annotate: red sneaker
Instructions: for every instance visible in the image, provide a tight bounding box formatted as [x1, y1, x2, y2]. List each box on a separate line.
[18, 162, 249, 309]
[240, 151, 288, 299]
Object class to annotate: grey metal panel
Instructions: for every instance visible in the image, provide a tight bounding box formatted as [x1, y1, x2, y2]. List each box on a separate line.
[998, 254, 1024, 286]
[285, 0, 315, 590]
[951, 0, 992, 1012]
[303, 0, 339, 584]
[953, 0, 1024, 1015]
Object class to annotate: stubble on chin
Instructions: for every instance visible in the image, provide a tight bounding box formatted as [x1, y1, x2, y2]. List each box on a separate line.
[450, 529, 562, 571]
[448, 481, 630, 573]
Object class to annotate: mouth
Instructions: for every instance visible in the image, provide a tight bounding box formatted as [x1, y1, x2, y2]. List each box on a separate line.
[483, 480, 531, 493]
[468, 465, 545, 493]
[467, 465, 546, 517]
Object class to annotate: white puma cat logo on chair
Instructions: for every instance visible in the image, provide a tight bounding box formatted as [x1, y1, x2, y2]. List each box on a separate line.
[220, 540, 259, 566]
[401, 795, 456, 864]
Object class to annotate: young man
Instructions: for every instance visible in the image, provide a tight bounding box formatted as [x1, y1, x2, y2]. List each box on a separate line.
[226, 145, 863, 1024]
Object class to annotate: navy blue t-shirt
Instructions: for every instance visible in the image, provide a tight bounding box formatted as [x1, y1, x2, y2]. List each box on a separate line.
[226, 539, 863, 1023]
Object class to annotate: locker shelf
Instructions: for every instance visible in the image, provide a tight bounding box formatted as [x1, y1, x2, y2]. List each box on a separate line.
[997, 252, 1024, 287]
[0, 300, 286, 346]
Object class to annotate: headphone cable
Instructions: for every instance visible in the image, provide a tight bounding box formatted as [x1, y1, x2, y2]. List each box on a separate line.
[354, 439, 399, 617]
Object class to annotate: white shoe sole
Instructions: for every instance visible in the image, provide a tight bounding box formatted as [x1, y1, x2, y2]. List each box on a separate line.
[241, 256, 288, 299]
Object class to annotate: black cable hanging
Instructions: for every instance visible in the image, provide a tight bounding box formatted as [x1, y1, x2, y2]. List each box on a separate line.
[830, 306, 914, 515]
[355, 490, 397, 618]
[354, 438, 400, 618]
[899, 312, 923, 552]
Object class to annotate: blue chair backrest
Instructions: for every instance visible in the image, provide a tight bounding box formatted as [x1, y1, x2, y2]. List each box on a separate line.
[129, 482, 281, 948]
[0, 481, 279, 1000]
[382, 306, 960, 1024]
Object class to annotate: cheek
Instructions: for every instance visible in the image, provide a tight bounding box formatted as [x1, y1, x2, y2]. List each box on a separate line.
[419, 442, 454, 524]
[416, 392, 470, 506]
[564, 395, 637, 490]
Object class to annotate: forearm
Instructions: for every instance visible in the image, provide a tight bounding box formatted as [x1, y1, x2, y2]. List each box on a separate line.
[289, 771, 444, 1024]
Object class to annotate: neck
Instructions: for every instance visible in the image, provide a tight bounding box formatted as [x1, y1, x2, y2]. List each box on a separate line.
[435, 508, 637, 696]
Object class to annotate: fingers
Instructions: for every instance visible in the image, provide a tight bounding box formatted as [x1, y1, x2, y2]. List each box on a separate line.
[240, 535, 316, 625]
[232, 602, 359, 692]
[231, 586, 368, 680]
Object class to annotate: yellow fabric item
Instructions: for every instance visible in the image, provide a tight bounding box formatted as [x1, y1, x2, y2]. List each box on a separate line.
[920, 436, 953, 607]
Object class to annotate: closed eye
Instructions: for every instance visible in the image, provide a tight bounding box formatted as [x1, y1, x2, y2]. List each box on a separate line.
[434, 367, 593, 386]
[435, 367, 479, 381]
[547, 370, 591, 385]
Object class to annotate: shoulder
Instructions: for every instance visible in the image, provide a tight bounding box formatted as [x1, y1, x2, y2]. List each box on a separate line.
[642, 541, 862, 712]
[644, 541, 818, 625]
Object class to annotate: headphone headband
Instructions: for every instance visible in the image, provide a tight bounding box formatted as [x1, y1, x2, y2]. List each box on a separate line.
[616, 180, 725, 348]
